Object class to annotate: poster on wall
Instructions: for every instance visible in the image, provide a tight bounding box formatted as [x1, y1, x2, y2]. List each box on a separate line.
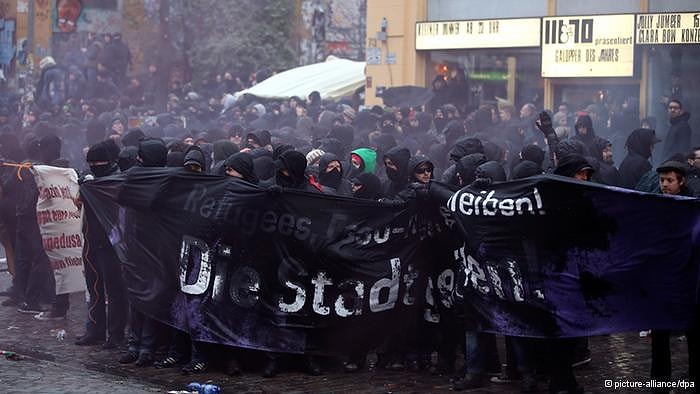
[541, 14, 635, 77]
[416, 18, 540, 50]
[636, 13, 700, 44]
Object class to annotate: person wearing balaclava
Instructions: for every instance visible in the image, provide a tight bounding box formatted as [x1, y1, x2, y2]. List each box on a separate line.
[223, 152, 258, 184]
[382, 146, 411, 198]
[39, 134, 70, 167]
[263, 150, 324, 378]
[120, 137, 167, 367]
[351, 173, 383, 200]
[274, 150, 310, 191]
[311, 153, 351, 195]
[74, 140, 127, 348]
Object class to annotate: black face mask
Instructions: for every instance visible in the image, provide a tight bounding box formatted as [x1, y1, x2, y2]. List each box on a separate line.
[319, 168, 342, 189]
[90, 163, 117, 178]
[386, 166, 403, 182]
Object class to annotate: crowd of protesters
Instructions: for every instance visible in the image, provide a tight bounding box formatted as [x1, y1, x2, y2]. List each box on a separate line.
[0, 41, 698, 394]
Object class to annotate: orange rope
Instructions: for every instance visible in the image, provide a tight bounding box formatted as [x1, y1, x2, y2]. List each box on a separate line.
[1, 162, 33, 181]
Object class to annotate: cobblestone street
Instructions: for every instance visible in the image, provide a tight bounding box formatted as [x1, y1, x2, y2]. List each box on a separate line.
[0, 266, 693, 393]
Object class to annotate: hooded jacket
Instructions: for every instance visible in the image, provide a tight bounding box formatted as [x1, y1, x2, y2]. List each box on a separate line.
[211, 140, 239, 174]
[137, 139, 168, 167]
[86, 140, 119, 178]
[591, 139, 621, 187]
[511, 160, 542, 180]
[619, 128, 658, 189]
[407, 155, 433, 183]
[118, 146, 139, 171]
[352, 173, 383, 200]
[662, 112, 691, 160]
[224, 152, 258, 184]
[318, 153, 344, 191]
[455, 153, 488, 187]
[554, 154, 594, 178]
[349, 148, 377, 175]
[275, 150, 308, 190]
[253, 156, 275, 181]
[382, 146, 411, 198]
[475, 161, 507, 183]
[183, 146, 206, 172]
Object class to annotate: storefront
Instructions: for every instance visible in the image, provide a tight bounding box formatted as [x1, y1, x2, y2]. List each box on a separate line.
[417, 18, 542, 112]
[365, 0, 700, 140]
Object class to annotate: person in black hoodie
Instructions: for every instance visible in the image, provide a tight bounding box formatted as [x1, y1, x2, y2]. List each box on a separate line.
[351, 173, 383, 200]
[313, 153, 351, 195]
[382, 146, 411, 198]
[618, 128, 660, 189]
[662, 99, 692, 160]
[119, 146, 140, 171]
[120, 138, 167, 367]
[408, 156, 434, 184]
[75, 140, 127, 348]
[223, 152, 258, 184]
[572, 115, 605, 159]
[183, 146, 206, 173]
[274, 150, 314, 191]
[210, 140, 239, 175]
[440, 137, 484, 185]
[591, 139, 621, 186]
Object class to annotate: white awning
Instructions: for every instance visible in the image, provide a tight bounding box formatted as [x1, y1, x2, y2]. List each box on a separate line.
[237, 56, 366, 101]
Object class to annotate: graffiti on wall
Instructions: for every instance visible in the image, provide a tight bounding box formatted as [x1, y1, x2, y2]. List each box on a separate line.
[56, 0, 83, 33]
[0, 18, 15, 72]
[300, 0, 365, 65]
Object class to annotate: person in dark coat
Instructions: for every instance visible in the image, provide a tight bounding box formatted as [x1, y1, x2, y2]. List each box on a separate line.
[314, 153, 351, 195]
[211, 140, 239, 175]
[662, 99, 692, 160]
[554, 154, 595, 181]
[454, 153, 488, 187]
[382, 146, 411, 198]
[591, 139, 621, 186]
[571, 115, 605, 158]
[36, 57, 66, 110]
[440, 137, 484, 185]
[511, 160, 543, 180]
[120, 138, 168, 367]
[183, 146, 206, 173]
[75, 140, 127, 347]
[407, 155, 434, 184]
[619, 128, 660, 189]
[223, 152, 258, 184]
[119, 146, 140, 171]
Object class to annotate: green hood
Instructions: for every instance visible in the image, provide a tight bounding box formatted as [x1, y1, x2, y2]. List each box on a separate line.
[351, 148, 377, 174]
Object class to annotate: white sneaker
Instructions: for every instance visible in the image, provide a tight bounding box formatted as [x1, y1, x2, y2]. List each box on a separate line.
[639, 330, 651, 337]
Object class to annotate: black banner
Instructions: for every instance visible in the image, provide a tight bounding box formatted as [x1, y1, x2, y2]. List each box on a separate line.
[79, 170, 700, 354]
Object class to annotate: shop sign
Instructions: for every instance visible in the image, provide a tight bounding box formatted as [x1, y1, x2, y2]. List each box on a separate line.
[541, 14, 635, 77]
[416, 18, 540, 50]
[636, 13, 700, 44]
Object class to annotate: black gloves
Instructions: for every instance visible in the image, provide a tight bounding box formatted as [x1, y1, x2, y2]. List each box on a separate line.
[535, 111, 555, 136]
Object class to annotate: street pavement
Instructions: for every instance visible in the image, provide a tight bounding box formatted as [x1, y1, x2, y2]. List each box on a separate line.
[0, 268, 693, 393]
